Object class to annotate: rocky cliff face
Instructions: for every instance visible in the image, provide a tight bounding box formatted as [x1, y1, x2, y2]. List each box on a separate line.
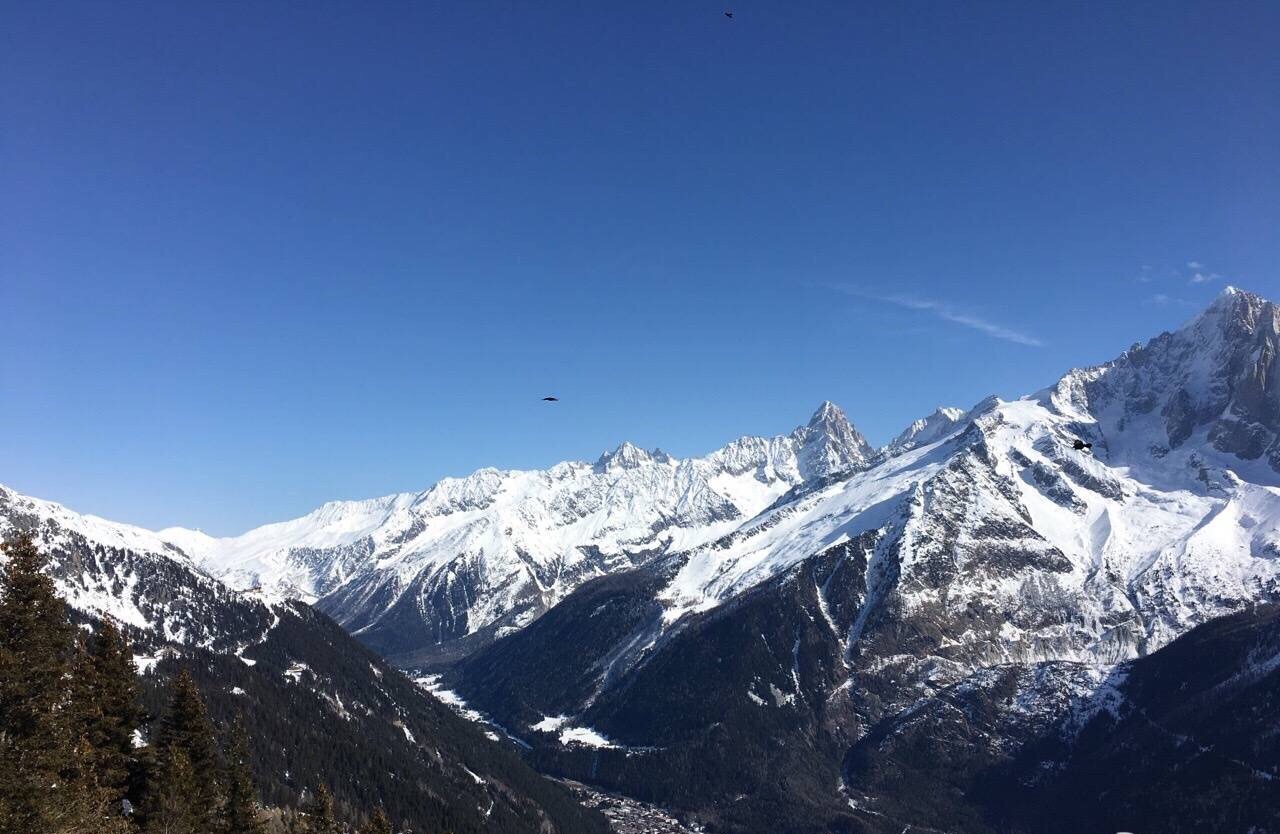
[1049, 286, 1280, 469]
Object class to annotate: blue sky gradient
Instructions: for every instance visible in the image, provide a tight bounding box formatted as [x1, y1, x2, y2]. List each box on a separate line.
[3, 1, 1279, 533]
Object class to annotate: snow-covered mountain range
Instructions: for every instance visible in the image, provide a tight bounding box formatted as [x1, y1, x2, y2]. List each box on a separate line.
[5, 288, 1279, 670]
[440, 286, 1280, 832]
[147, 396, 876, 661]
[161, 287, 1279, 667]
[3, 287, 1279, 832]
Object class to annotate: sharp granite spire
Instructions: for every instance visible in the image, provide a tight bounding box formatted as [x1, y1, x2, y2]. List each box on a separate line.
[792, 401, 874, 478]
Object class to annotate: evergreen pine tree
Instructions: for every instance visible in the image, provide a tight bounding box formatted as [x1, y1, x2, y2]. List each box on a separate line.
[0, 532, 75, 832]
[129, 740, 160, 831]
[359, 807, 392, 834]
[223, 713, 265, 834]
[143, 746, 201, 834]
[0, 533, 125, 834]
[304, 784, 339, 834]
[153, 669, 225, 831]
[78, 617, 146, 812]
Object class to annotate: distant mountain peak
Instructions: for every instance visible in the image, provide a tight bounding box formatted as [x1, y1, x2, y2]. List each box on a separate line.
[1181, 285, 1269, 333]
[595, 440, 656, 471]
[928, 405, 966, 422]
[792, 401, 872, 478]
[807, 400, 847, 427]
[1048, 286, 1280, 468]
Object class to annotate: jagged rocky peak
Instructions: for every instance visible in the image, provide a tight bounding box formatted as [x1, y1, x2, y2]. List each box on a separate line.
[791, 401, 874, 478]
[594, 440, 660, 472]
[1048, 286, 1280, 470]
[1185, 284, 1277, 338]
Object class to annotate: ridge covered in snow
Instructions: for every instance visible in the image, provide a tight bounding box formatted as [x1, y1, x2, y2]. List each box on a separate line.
[169, 400, 877, 659]
[1, 401, 879, 661]
[654, 287, 1280, 653]
[5, 288, 1279, 670]
[885, 406, 967, 455]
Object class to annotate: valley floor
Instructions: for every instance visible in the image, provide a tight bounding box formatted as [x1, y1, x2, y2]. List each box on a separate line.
[561, 780, 705, 834]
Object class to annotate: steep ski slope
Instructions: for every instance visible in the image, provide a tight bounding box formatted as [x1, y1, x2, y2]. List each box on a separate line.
[160, 403, 874, 662]
[0, 485, 607, 834]
[449, 288, 1280, 833]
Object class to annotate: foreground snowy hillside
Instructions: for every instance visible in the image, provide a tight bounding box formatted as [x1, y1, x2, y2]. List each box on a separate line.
[0, 486, 607, 834]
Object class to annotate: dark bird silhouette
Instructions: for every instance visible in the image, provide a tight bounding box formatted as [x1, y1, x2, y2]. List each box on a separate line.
[542, 396, 559, 402]
[724, 10, 733, 18]
[1073, 439, 1093, 451]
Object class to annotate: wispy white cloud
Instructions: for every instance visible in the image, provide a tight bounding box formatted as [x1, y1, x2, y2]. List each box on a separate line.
[1140, 259, 1227, 286]
[836, 287, 1044, 347]
[1148, 293, 1196, 308]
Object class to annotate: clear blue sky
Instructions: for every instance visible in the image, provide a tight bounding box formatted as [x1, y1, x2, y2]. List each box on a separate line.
[3, 1, 1278, 534]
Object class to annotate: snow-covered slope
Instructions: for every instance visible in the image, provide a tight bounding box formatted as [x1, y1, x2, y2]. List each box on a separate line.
[0, 484, 263, 647]
[884, 405, 967, 455]
[156, 402, 875, 660]
[642, 287, 1280, 656]
[159, 493, 420, 601]
[657, 391, 1280, 659]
